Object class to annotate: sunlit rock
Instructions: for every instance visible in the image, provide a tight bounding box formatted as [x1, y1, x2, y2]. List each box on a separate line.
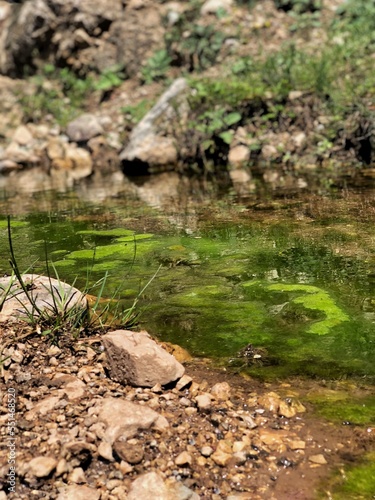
[0, 274, 87, 323]
[103, 329, 185, 387]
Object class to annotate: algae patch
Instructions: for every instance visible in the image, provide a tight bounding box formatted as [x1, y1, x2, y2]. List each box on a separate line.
[323, 452, 375, 500]
[244, 282, 350, 335]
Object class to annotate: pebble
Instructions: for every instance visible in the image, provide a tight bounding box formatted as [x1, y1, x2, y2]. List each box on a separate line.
[195, 393, 212, 411]
[309, 454, 327, 465]
[175, 451, 193, 466]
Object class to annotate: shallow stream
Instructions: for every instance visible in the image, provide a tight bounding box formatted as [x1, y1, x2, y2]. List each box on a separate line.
[1, 173, 375, 497]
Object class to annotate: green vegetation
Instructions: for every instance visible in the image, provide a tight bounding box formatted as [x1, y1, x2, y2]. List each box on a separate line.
[322, 453, 375, 500]
[260, 283, 350, 335]
[0, 217, 157, 345]
[177, 0, 375, 170]
[165, 17, 225, 72]
[141, 49, 172, 84]
[19, 64, 126, 126]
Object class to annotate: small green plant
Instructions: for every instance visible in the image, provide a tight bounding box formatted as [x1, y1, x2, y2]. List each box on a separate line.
[93, 65, 126, 91]
[2, 216, 160, 345]
[141, 49, 171, 84]
[166, 23, 225, 72]
[19, 64, 126, 125]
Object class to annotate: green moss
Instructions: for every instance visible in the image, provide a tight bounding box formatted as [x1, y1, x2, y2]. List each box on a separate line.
[326, 453, 375, 500]
[115, 234, 154, 242]
[0, 220, 28, 228]
[266, 283, 350, 335]
[307, 392, 375, 426]
[77, 229, 135, 237]
[51, 260, 76, 268]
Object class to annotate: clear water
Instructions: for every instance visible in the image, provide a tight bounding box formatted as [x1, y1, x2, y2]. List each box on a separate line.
[1, 185, 375, 382]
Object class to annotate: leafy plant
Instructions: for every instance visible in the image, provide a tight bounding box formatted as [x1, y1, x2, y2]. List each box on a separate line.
[94, 65, 126, 91]
[166, 23, 225, 72]
[19, 64, 126, 125]
[141, 49, 171, 84]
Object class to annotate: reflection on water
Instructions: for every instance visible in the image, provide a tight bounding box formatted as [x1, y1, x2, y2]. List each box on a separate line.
[1, 172, 375, 382]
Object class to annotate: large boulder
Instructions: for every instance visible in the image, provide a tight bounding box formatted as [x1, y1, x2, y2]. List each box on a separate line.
[102, 329, 185, 387]
[120, 78, 189, 175]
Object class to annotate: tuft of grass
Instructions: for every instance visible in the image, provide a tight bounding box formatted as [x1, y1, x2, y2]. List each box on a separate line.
[2, 216, 160, 346]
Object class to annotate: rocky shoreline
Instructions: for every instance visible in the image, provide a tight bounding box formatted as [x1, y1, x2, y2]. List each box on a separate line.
[0, 314, 372, 499]
[0, 0, 374, 193]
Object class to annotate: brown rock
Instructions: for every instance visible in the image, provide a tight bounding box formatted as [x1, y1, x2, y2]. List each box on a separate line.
[175, 451, 193, 467]
[211, 440, 233, 467]
[27, 456, 57, 478]
[210, 382, 231, 401]
[309, 454, 327, 465]
[113, 440, 144, 464]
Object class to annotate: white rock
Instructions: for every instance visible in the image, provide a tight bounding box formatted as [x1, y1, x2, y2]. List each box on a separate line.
[53, 374, 86, 400]
[228, 144, 250, 167]
[27, 456, 57, 478]
[127, 472, 200, 500]
[96, 397, 169, 445]
[195, 393, 213, 411]
[210, 382, 231, 401]
[103, 330, 185, 387]
[12, 125, 33, 146]
[201, 0, 233, 15]
[0, 274, 87, 323]
[120, 78, 188, 173]
[68, 467, 87, 484]
[56, 485, 100, 500]
[97, 441, 114, 461]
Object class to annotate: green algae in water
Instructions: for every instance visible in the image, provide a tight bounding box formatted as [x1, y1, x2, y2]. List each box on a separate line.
[266, 283, 350, 335]
[77, 228, 135, 237]
[323, 452, 375, 500]
[307, 392, 375, 426]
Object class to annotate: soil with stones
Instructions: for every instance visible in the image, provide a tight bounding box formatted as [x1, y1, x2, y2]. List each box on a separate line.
[0, 322, 374, 499]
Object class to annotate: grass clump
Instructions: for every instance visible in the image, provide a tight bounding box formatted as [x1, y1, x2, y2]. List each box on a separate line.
[0, 217, 159, 347]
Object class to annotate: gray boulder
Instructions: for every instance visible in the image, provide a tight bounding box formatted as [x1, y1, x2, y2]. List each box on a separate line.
[120, 78, 189, 174]
[66, 113, 104, 143]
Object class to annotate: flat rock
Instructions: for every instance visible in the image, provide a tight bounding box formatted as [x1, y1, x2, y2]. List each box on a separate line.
[103, 329, 185, 387]
[95, 397, 169, 444]
[56, 485, 101, 500]
[0, 274, 87, 323]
